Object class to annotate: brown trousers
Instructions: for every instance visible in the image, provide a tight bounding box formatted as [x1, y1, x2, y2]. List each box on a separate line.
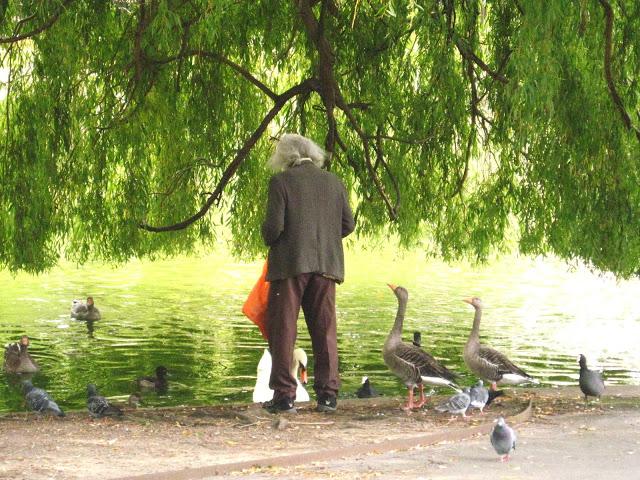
[267, 273, 339, 402]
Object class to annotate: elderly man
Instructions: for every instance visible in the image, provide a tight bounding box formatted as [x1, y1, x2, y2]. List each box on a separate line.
[261, 133, 355, 413]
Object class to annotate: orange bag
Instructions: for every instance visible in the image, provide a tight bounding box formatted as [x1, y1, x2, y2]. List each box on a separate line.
[242, 261, 270, 340]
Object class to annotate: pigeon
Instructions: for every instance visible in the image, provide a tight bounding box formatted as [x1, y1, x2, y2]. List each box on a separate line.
[435, 387, 471, 418]
[356, 376, 380, 398]
[87, 384, 123, 418]
[578, 354, 605, 402]
[412, 331, 421, 348]
[490, 416, 517, 462]
[469, 380, 489, 413]
[22, 381, 65, 417]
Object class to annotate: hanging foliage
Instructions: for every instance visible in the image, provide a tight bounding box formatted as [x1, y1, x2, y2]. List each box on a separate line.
[0, 0, 639, 276]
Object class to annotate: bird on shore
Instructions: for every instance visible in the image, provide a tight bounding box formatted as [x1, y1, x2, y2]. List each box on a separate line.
[4, 335, 39, 374]
[490, 416, 517, 462]
[469, 380, 489, 414]
[383, 285, 459, 410]
[435, 388, 471, 418]
[71, 297, 101, 321]
[87, 384, 123, 418]
[22, 381, 65, 417]
[486, 389, 506, 407]
[128, 392, 142, 409]
[578, 354, 605, 403]
[463, 297, 539, 389]
[253, 348, 310, 403]
[136, 366, 169, 392]
[356, 376, 380, 398]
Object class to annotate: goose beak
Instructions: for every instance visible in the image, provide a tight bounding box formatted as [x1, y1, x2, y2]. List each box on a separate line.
[299, 364, 308, 385]
[462, 298, 473, 304]
[387, 283, 397, 291]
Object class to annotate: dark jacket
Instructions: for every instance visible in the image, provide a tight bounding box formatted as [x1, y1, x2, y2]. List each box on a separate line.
[262, 162, 355, 282]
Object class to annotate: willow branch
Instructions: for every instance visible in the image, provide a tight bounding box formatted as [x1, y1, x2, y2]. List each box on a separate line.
[139, 79, 316, 232]
[0, 0, 73, 44]
[597, 0, 640, 142]
[454, 38, 508, 84]
[152, 49, 278, 101]
[336, 94, 398, 220]
[374, 128, 401, 213]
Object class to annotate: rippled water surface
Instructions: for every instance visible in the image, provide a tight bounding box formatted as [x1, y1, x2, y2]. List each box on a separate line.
[1, 250, 639, 413]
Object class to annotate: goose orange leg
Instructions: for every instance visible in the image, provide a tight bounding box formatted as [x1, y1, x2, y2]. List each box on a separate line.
[402, 387, 415, 411]
[414, 384, 427, 408]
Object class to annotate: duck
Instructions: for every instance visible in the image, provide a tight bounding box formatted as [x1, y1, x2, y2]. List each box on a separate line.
[128, 392, 142, 408]
[87, 384, 123, 418]
[462, 297, 538, 390]
[252, 348, 310, 403]
[578, 354, 605, 402]
[22, 381, 65, 417]
[435, 387, 471, 418]
[3, 335, 39, 374]
[383, 284, 459, 410]
[71, 297, 101, 321]
[490, 416, 517, 462]
[356, 376, 380, 398]
[412, 331, 422, 348]
[136, 366, 169, 392]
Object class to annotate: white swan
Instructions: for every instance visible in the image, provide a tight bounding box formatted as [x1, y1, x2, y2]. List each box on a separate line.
[253, 348, 310, 403]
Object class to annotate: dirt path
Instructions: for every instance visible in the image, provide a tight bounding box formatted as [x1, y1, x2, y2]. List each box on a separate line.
[0, 386, 638, 480]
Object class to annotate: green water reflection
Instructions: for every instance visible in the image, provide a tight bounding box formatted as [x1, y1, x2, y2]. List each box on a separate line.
[1, 250, 639, 413]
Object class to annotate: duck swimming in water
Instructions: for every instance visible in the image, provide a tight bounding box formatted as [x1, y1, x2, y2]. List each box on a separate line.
[136, 366, 169, 392]
[71, 297, 101, 321]
[4, 336, 39, 374]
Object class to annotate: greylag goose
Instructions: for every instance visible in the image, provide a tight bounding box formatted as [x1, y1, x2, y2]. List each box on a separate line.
[490, 416, 517, 462]
[136, 366, 169, 392]
[3, 335, 39, 374]
[356, 376, 380, 398]
[578, 354, 605, 402]
[253, 348, 310, 403]
[22, 381, 65, 417]
[383, 284, 458, 410]
[435, 387, 471, 418]
[87, 384, 123, 418]
[463, 297, 538, 389]
[71, 297, 101, 321]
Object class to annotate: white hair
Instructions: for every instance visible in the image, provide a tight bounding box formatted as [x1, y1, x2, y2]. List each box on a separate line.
[267, 133, 326, 171]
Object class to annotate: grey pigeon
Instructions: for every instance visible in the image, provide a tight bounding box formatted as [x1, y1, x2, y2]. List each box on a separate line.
[490, 416, 517, 462]
[578, 354, 605, 402]
[356, 376, 380, 398]
[435, 387, 471, 417]
[469, 380, 489, 413]
[22, 381, 65, 417]
[87, 384, 123, 418]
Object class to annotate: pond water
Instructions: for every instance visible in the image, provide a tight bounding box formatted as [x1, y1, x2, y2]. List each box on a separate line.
[1, 249, 639, 413]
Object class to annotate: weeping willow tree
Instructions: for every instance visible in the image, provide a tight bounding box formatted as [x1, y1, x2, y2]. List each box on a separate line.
[0, 0, 639, 276]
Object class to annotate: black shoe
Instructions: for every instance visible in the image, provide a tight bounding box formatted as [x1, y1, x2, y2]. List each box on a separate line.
[262, 397, 296, 414]
[316, 395, 337, 412]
